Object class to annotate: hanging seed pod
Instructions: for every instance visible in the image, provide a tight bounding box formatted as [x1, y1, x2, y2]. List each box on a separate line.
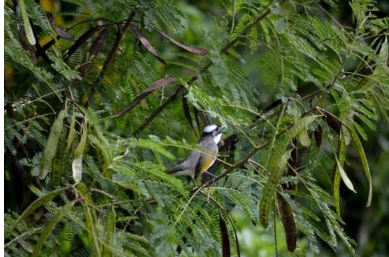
[277, 192, 297, 252]
[39, 109, 67, 179]
[52, 126, 68, 185]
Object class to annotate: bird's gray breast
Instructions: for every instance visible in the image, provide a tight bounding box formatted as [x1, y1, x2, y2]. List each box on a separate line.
[199, 135, 218, 154]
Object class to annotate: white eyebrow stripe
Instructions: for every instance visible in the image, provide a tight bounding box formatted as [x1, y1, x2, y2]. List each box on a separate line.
[203, 125, 218, 133]
[213, 133, 222, 144]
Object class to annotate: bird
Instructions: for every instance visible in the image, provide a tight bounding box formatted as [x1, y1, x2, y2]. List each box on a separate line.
[166, 124, 223, 183]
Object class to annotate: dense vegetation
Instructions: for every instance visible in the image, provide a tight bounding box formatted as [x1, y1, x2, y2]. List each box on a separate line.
[4, 0, 389, 256]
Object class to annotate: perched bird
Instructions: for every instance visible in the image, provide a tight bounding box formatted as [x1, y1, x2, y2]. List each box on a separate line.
[166, 125, 223, 182]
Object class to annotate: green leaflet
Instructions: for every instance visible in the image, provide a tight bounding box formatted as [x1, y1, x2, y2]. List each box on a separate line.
[15, 187, 69, 227]
[102, 207, 116, 257]
[130, 138, 175, 160]
[85, 107, 113, 175]
[58, 223, 74, 256]
[89, 134, 111, 174]
[260, 115, 318, 228]
[52, 127, 68, 185]
[334, 128, 346, 218]
[347, 125, 373, 207]
[361, 37, 389, 91]
[18, 0, 36, 45]
[260, 150, 291, 228]
[32, 201, 74, 257]
[39, 109, 67, 179]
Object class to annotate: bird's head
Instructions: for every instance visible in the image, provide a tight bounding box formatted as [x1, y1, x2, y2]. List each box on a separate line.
[202, 124, 223, 144]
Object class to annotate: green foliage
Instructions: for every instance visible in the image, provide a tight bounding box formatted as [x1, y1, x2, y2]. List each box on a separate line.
[4, 0, 389, 256]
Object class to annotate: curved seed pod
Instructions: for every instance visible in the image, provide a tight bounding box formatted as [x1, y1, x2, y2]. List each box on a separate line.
[18, 0, 36, 45]
[76, 183, 98, 246]
[334, 128, 347, 218]
[314, 125, 323, 147]
[219, 211, 231, 257]
[72, 119, 88, 183]
[156, 30, 207, 55]
[66, 111, 76, 152]
[74, 119, 88, 159]
[131, 24, 166, 64]
[102, 206, 116, 257]
[260, 115, 318, 228]
[32, 201, 74, 257]
[298, 126, 311, 147]
[52, 127, 68, 185]
[39, 109, 67, 179]
[260, 150, 290, 228]
[347, 125, 373, 207]
[277, 193, 297, 252]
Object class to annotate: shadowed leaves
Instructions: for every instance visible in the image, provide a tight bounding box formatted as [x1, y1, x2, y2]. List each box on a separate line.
[116, 77, 176, 117]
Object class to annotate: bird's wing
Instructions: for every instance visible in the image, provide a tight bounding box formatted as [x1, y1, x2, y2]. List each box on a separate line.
[195, 152, 217, 178]
[166, 150, 200, 176]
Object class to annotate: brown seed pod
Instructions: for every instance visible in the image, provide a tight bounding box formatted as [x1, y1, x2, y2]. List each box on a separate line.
[277, 192, 297, 252]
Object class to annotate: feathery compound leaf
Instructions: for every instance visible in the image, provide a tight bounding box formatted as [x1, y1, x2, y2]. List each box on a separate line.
[102, 207, 116, 257]
[32, 201, 74, 257]
[334, 128, 347, 218]
[116, 77, 176, 117]
[18, 0, 35, 45]
[15, 187, 69, 227]
[58, 224, 74, 256]
[260, 115, 318, 228]
[39, 109, 67, 179]
[76, 183, 98, 248]
[347, 125, 373, 207]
